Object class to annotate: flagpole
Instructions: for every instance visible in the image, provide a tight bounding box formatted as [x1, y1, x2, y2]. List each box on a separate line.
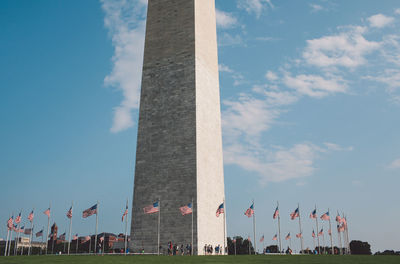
[191, 197, 194, 256]
[14, 210, 22, 255]
[312, 231, 315, 252]
[28, 224, 34, 256]
[345, 214, 350, 254]
[157, 198, 161, 255]
[76, 236, 79, 254]
[252, 199, 256, 254]
[328, 209, 333, 254]
[234, 237, 236, 256]
[89, 235, 92, 254]
[315, 205, 320, 254]
[41, 226, 44, 255]
[124, 199, 128, 255]
[45, 204, 50, 255]
[4, 227, 9, 256]
[8, 225, 13, 256]
[277, 201, 282, 254]
[297, 203, 303, 253]
[68, 201, 73, 255]
[248, 235, 250, 255]
[223, 198, 226, 255]
[94, 201, 99, 254]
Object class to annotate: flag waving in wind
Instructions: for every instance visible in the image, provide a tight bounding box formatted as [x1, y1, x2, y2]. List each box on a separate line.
[336, 214, 342, 223]
[66, 207, 73, 219]
[7, 216, 13, 230]
[36, 230, 43, 237]
[82, 204, 97, 218]
[296, 233, 302, 238]
[310, 209, 317, 219]
[43, 208, 50, 218]
[290, 207, 299, 220]
[260, 235, 264, 242]
[272, 234, 278, 241]
[143, 202, 159, 214]
[285, 233, 291, 240]
[318, 229, 323, 236]
[273, 206, 279, 219]
[244, 204, 254, 218]
[122, 204, 128, 221]
[179, 203, 193, 216]
[15, 212, 21, 224]
[216, 203, 224, 217]
[321, 211, 330, 221]
[28, 210, 34, 222]
[312, 230, 316, 238]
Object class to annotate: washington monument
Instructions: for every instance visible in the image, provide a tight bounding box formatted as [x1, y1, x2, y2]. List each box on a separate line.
[130, 0, 225, 255]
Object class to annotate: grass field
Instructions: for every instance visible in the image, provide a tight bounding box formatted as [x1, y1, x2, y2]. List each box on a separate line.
[0, 255, 399, 264]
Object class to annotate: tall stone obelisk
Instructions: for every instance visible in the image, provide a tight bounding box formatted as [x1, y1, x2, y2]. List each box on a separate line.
[130, 0, 225, 255]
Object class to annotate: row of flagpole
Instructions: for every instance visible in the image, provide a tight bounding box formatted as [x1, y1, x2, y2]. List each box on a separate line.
[243, 200, 351, 254]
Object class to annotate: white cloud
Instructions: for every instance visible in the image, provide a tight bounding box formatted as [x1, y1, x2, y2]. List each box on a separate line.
[219, 64, 234, 73]
[218, 32, 244, 46]
[101, 0, 147, 133]
[237, 0, 274, 19]
[388, 158, 400, 169]
[365, 69, 400, 103]
[283, 73, 347, 98]
[303, 26, 380, 69]
[216, 9, 238, 28]
[266, 70, 278, 81]
[395, 9, 400, 15]
[256, 36, 280, 42]
[310, 4, 323, 12]
[324, 142, 354, 151]
[368, 14, 395, 28]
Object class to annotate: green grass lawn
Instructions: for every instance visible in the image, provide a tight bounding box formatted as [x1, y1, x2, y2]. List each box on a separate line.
[0, 255, 399, 264]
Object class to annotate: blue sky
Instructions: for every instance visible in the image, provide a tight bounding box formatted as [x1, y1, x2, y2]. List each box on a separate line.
[1, 0, 399, 253]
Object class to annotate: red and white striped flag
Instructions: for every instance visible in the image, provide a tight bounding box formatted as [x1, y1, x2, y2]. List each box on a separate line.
[272, 234, 277, 241]
[122, 204, 128, 222]
[290, 208, 299, 220]
[260, 235, 264, 242]
[28, 210, 34, 222]
[7, 217, 13, 230]
[100, 236, 104, 242]
[335, 214, 342, 223]
[296, 233, 302, 238]
[318, 229, 323, 236]
[216, 203, 224, 217]
[82, 204, 97, 218]
[328, 229, 332, 236]
[15, 213, 21, 224]
[83, 236, 91, 243]
[244, 204, 254, 218]
[312, 230, 316, 238]
[43, 208, 50, 218]
[179, 203, 193, 216]
[66, 207, 73, 219]
[73, 234, 78, 240]
[285, 233, 291, 240]
[273, 206, 279, 219]
[143, 202, 159, 214]
[320, 211, 330, 221]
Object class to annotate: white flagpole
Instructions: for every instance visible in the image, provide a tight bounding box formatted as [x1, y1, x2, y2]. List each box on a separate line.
[277, 201, 282, 254]
[328, 209, 333, 254]
[8, 226, 14, 256]
[252, 199, 256, 254]
[68, 201, 73, 255]
[191, 198, 194, 256]
[124, 199, 128, 255]
[4, 227, 10, 256]
[345, 214, 350, 254]
[94, 201, 99, 254]
[297, 203, 303, 253]
[76, 235, 79, 254]
[157, 199, 161, 255]
[14, 210, 22, 255]
[41, 226, 44, 255]
[28, 224, 34, 256]
[312, 231, 315, 252]
[234, 237, 236, 255]
[315, 205, 320, 254]
[45, 204, 50, 255]
[89, 235, 92, 254]
[223, 198, 226, 255]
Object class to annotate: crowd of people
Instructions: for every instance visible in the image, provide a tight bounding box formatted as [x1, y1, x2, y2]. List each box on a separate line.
[204, 244, 225, 255]
[167, 242, 192, 256]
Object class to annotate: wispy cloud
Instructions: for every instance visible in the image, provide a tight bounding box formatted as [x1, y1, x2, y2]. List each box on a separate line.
[101, 0, 147, 133]
[216, 9, 238, 28]
[395, 8, 400, 15]
[218, 32, 244, 47]
[310, 4, 323, 13]
[388, 158, 400, 169]
[368, 14, 395, 28]
[237, 0, 274, 19]
[303, 26, 380, 69]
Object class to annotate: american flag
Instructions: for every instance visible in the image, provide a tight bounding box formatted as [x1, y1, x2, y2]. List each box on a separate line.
[320, 211, 330, 221]
[83, 236, 91, 243]
[285, 233, 291, 240]
[24, 228, 33, 235]
[13, 224, 18, 231]
[318, 229, 323, 236]
[100, 236, 104, 242]
[216, 203, 224, 217]
[143, 202, 159, 214]
[73, 234, 78, 240]
[36, 230, 43, 237]
[59, 233, 66, 240]
[342, 217, 347, 227]
[15, 213, 22, 224]
[28, 210, 34, 222]
[82, 204, 97, 218]
[309, 209, 317, 219]
[66, 206, 73, 219]
[273, 206, 279, 219]
[272, 234, 277, 241]
[290, 207, 299, 220]
[179, 203, 193, 216]
[43, 208, 50, 218]
[18, 226, 25, 233]
[296, 233, 302, 238]
[244, 204, 254, 218]
[122, 204, 128, 222]
[7, 216, 13, 230]
[338, 224, 345, 232]
[335, 214, 342, 223]
[260, 235, 264, 242]
[312, 230, 316, 238]
[328, 229, 332, 236]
